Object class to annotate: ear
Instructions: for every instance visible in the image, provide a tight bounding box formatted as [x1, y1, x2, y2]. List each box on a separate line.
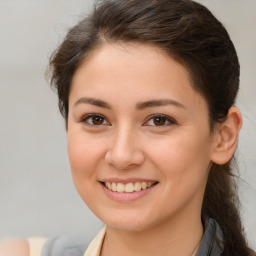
[210, 107, 243, 165]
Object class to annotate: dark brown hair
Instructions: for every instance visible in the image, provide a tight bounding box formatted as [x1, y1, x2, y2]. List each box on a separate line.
[49, 0, 254, 255]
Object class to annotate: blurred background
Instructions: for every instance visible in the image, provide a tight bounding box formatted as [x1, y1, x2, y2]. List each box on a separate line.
[0, 0, 255, 249]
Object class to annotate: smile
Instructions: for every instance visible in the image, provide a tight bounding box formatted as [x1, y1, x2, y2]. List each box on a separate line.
[104, 181, 157, 193]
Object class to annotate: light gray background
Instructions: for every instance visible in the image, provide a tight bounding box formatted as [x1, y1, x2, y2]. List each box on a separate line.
[0, 0, 255, 250]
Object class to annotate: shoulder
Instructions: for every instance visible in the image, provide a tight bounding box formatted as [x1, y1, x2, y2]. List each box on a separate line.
[0, 239, 29, 256]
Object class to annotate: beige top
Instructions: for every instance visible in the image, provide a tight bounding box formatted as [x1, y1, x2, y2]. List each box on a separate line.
[83, 227, 106, 256]
[27, 237, 46, 256]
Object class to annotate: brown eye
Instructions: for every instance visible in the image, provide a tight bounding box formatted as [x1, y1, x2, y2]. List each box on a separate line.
[81, 114, 109, 126]
[153, 116, 167, 126]
[144, 114, 176, 127]
[92, 116, 104, 125]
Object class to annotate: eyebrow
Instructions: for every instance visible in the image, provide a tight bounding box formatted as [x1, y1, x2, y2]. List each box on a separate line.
[136, 99, 186, 110]
[74, 97, 185, 110]
[74, 97, 112, 109]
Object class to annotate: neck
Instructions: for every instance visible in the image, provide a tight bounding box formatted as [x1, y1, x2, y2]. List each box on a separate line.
[101, 211, 203, 256]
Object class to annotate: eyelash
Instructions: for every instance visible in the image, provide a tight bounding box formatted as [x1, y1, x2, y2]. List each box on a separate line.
[80, 114, 110, 126]
[80, 113, 176, 127]
[143, 114, 176, 127]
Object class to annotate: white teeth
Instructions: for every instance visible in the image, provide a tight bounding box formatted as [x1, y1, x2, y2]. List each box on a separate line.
[104, 181, 156, 193]
[141, 182, 147, 190]
[106, 182, 111, 190]
[125, 183, 134, 193]
[112, 182, 117, 192]
[134, 182, 142, 191]
[117, 183, 125, 192]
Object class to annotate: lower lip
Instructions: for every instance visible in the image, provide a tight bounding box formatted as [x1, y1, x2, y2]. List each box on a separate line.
[100, 183, 157, 202]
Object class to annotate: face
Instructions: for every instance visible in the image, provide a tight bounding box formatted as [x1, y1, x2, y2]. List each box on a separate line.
[68, 43, 215, 232]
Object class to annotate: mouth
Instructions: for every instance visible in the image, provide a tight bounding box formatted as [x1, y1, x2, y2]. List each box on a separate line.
[102, 181, 158, 193]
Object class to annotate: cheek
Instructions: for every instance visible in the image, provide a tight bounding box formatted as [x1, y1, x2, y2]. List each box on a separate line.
[148, 132, 211, 188]
[67, 131, 105, 181]
[67, 131, 108, 208]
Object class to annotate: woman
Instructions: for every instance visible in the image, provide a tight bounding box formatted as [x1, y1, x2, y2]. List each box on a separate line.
[1, 0, 254, 255]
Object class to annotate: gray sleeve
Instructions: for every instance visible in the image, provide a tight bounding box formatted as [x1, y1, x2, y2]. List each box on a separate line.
[41, 236, 88, 256]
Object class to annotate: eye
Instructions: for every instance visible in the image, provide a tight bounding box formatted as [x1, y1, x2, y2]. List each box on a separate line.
[144, 114, 176, 127]
[81, 114, 110, 126]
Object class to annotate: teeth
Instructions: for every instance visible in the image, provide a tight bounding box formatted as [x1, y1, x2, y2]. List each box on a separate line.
[141, 182, 147, 190]
[134, 182, 142, 191]
[148, 181, 154, 187]
[117, 183, 125, 192]
[112, 182, 117, 192]
[125, 183, 134, 193]
[104, 181, 156, 193]
[106, 182, 111, 190]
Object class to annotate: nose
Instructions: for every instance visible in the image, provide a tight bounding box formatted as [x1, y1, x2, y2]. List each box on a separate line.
[105, 127, 145, 170]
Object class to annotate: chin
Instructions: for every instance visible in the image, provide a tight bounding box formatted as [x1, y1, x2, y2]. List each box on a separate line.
[107, 220, 152, 232]
[96, 210, 160, 232]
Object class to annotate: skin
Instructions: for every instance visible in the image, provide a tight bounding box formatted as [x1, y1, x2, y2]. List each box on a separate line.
[67, 42, 241, 256]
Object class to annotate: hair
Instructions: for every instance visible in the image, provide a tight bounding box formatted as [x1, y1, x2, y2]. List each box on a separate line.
[49, 0, 254, 255]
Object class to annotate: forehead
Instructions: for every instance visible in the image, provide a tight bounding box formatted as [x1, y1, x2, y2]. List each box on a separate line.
[72, 42, 189, 82]
[70, 43, 207, 112]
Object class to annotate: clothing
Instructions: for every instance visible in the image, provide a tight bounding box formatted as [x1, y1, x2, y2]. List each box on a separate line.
[196, 218, 223, 256]
[38, 218, 223, 256]
[83, 227, 106, 256]
[27, 237, 46, 256]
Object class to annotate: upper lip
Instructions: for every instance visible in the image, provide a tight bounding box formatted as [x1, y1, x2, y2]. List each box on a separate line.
[99, 178, 158, 184]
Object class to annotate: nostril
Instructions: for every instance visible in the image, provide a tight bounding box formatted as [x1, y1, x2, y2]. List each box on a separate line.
[105, 148, 145, 170]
